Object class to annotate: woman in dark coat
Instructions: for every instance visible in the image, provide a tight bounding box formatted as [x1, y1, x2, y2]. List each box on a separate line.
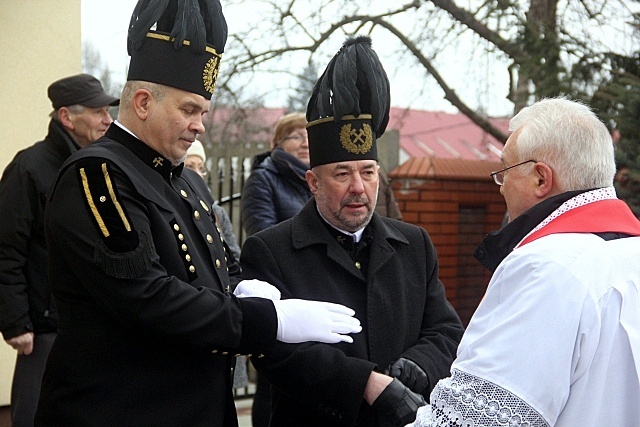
[241, 112, 313, 237]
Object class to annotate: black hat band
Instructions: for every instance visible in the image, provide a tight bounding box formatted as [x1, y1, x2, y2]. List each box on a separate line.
[127, 32, 222, 99]
[307, 115, 378, 168]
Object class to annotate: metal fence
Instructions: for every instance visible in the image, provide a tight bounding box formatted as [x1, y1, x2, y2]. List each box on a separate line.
[203, 141, 268, 245]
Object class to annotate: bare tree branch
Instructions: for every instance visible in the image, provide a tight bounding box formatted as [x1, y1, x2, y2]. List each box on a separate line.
[428, 0, 524, 61]
[219, 0, 636, 144]
[369, 17, 509, 142]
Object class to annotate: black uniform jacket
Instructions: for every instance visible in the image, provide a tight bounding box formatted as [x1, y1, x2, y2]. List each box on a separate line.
[241, 199, 464, 427]
[36, 125, 278, 427]
[0, 120, 76, 339]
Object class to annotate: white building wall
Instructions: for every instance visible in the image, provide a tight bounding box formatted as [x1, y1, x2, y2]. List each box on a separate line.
[0, 0, 81, 406]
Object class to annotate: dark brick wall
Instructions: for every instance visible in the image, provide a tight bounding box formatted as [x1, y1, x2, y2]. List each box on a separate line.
[393, 178, 506, 326]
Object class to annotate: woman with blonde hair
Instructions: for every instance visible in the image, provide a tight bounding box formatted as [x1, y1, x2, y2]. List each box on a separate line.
[241, 112, 312, 236]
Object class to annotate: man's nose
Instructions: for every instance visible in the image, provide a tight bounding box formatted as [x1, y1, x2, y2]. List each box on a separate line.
[102, 110, 113, 124]
[191, 117, 205, 135]
[349, 175, 365, 193]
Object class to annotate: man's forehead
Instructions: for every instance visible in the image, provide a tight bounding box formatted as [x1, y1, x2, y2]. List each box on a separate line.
[501, 128, 522, 161]
[168, 87, 209, 109]
[330, 160, 378, 170]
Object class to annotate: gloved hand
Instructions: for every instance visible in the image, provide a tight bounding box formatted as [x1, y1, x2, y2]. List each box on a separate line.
[233, 279, 281, 301]
[371, 378, 426, 426]
[385, 357, 429, 395]
[273, 299, 362, 344]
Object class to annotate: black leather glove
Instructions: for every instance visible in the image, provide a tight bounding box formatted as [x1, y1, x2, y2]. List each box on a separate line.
[371, 378, 426, 426]
[386, 357, 429, 395]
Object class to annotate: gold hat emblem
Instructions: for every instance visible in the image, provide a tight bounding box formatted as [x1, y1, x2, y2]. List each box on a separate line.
[203, 55, 221, 94]
[340, 123, 373, 155]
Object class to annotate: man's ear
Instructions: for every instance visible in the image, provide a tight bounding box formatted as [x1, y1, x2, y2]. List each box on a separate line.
[533, 162, 554, 198]
[57, 107, 74, 130]
[132, 89, 153, 120]
[306, 169, 318, 195]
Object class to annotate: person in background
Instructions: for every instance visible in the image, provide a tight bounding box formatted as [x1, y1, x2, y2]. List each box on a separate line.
[34, 1, 361, 425]
[240, 111, 313, 426]
[241, 112, 313, 236]
[0, 73, 119, 427]
[412, 97, 640, 426]
[241, 36, 463, 427]
[185, 139, 241, 260]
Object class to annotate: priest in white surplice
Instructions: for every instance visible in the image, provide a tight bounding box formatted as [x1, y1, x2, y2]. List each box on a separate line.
[411, 97, 640, 427]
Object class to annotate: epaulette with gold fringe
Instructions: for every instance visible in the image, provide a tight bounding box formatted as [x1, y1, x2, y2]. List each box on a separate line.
[75, 159, 155, 279]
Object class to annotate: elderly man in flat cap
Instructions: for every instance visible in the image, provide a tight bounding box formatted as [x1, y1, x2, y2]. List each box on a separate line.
[0, 73, 118, 427]
[35, 1, 361, 426]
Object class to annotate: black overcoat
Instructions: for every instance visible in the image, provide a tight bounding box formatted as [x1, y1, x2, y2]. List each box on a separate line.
[35, 125, 278, 427]
[241, 199, 464, 427]
[0, 120, 78, 339]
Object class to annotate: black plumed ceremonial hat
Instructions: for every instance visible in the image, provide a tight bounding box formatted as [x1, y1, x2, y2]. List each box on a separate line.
[127, 0, 227, 99]
[306, 36, 390, 168]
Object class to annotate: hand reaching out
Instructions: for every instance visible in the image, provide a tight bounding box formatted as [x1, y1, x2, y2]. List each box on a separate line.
[273, 299, 362, 344]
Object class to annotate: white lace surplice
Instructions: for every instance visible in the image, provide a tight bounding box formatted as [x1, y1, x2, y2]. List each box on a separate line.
[409, 189, 640, 426]
[407, 370, 548, 427]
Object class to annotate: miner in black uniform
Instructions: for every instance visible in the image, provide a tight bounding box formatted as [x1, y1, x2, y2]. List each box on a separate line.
[34, 1, 361, 426]
[241, 37, 464, 426]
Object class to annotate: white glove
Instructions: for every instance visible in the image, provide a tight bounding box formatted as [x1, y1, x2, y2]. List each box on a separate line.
[234, 279, 281, 301]
[273, 299, 362, 344]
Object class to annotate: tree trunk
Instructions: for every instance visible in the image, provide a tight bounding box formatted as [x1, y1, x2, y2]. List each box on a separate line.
[512, 0, 560, 112]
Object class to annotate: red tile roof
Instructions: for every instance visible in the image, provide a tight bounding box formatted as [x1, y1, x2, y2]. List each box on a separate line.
[390, 157, 502, 181]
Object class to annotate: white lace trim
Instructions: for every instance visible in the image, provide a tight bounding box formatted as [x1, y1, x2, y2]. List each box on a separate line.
[517, 187, 617, 248]
[411, 369, 549, 427]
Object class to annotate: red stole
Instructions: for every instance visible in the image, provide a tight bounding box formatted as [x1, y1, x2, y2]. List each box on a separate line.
[519, 199, 640, 247]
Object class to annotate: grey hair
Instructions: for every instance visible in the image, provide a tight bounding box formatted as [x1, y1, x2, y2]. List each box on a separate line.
[118, 81, 167, 115]
[50, 104, 86, 122]
[509, 97, 615, 191]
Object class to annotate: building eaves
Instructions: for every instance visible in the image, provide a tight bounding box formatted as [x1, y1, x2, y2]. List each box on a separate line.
[390, 157, 501, 181]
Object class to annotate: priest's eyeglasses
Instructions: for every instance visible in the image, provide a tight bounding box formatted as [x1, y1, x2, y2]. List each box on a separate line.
[490, 160, 537, 185]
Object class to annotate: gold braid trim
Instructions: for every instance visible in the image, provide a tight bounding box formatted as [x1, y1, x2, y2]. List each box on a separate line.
[80, 167, 110, 238]
[102, 163, 131, 232]
[145, 32, 222, 56]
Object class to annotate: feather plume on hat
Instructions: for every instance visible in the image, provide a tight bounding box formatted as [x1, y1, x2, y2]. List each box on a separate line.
[307, 36, 390, 138]
[306, 36, 391, 168]
[128, 0, 227, 54]
[126, 0, 228, 99]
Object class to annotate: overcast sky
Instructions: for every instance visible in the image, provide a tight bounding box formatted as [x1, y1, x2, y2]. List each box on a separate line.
[81, 0, 638, 117]
[82, 0, 511, 115]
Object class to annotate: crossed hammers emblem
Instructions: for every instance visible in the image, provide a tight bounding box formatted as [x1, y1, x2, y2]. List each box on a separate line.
[350, 128, 367, 146]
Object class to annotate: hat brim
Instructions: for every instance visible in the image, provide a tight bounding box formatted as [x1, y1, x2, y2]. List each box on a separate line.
[307, 115, 378, 168]
[80, 93, 120, 108]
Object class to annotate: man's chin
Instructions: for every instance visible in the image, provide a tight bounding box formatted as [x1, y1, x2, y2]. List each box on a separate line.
[337, 211, 373, 232]
[167, 152, 188, 167]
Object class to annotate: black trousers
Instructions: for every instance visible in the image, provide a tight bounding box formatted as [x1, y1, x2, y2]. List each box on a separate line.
[251, 372, 272, 427]
[11, 332, 56, 427]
